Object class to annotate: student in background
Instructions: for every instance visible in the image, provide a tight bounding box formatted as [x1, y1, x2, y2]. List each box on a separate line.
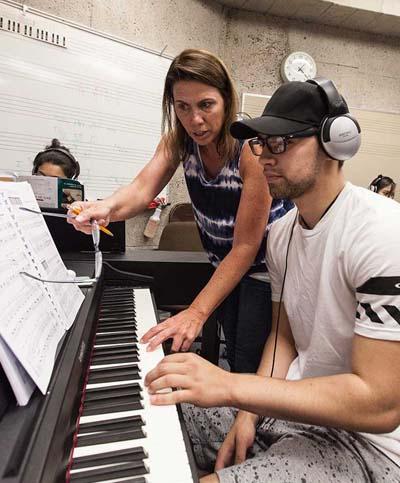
[32, 138, 80, 180]
[369, 174, 396, 199]
[68, 48, 293, 373]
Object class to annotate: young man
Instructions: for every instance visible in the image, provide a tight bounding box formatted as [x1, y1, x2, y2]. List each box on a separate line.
[145, 79, 400, 482]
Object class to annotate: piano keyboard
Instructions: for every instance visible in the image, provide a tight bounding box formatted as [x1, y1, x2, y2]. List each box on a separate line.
[67, 286, 195, 483]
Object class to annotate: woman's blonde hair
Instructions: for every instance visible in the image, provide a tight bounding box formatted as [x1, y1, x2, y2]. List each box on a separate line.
[162, 49, 239, 165]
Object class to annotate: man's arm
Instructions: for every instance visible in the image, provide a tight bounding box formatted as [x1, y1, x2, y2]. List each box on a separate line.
[146, 302, 400, 435]
[229, 329, 400, 434]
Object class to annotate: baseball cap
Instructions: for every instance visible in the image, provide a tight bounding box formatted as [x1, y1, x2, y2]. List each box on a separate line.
[231, 81, 334, 139]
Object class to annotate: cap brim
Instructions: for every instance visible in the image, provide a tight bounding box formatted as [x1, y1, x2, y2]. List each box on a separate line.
[230, 116, 316, 139]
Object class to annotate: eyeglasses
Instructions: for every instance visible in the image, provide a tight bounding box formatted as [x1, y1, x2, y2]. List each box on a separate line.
[248, 128, 319, 156]
[20, 210, 102, 287]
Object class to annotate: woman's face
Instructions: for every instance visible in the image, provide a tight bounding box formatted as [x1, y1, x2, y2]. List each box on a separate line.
[172, 80, 225, 146]
[36, 161, 67, 178]
[378, 185, 395, 199]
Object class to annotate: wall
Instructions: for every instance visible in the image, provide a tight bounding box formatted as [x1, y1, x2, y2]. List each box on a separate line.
[13, 1, 400, 244]
[222, 9, 400, 198]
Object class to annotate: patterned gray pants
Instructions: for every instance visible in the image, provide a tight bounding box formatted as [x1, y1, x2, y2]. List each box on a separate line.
[182, 404, 400, 482]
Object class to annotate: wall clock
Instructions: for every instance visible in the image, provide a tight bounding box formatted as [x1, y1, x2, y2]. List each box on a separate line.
[281, 51, 317, 82]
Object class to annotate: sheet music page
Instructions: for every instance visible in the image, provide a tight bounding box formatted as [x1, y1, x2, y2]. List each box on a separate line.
[1, 182, 84, 329]
[0, 191, 65, 395]
[0, 336, 35, 406]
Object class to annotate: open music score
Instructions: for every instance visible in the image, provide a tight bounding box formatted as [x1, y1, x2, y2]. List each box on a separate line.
[0, 181, 84, 405]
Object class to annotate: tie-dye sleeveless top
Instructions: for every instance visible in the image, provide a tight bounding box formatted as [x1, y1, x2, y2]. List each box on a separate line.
[183, 139, 294, 269]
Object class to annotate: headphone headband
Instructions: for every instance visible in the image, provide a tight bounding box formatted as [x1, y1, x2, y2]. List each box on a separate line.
[306, 77, 348, 117]
[32, 146, 80, 179]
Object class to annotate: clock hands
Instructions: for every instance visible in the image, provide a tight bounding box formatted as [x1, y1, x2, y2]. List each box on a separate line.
[297, 64, 310, 80]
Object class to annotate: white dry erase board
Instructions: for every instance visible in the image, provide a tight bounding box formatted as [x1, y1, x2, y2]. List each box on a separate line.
[0, 0, 171, 200]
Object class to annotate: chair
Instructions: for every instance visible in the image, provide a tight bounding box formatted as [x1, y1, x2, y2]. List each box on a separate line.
[168, 202, 195, 223]
[158, 221, 204, 252]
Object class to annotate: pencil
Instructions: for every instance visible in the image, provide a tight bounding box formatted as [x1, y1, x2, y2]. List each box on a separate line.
[71, 207, 114, 237]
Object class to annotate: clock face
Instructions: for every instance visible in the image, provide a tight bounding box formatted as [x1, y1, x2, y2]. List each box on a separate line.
[281, 51, 317, 82]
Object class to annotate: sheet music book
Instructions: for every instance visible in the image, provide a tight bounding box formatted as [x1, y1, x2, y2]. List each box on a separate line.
[0, 182, 84, 405]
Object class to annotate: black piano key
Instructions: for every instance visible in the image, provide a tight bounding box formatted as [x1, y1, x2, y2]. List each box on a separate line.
[100, 306, 134, 313]
[93, 346, 138, 356]
[82, 399, 143, 416]
[99, 307, 135, 314]
[99, 310, 135, 316]
[84, 393, 143, 408]
[100, 298, 133, 304]
[99, 306, 135, 313]
[99, 308, 135, 315]
[91, 354, 139, 365]
[69, 461, 149, 483]
[78, 415, 144, 434]
[98, 317, 136, 323]
[97, 322, 136, 332]
[77, 427, 146, 447]
[85, 388, 142, 403]
[88, 367, 141, 383]
[85, 382, 142, 399]
[102, 289, 133, 295]
[97, 318, 136, 325]
[72, 446, 147, 470]
[98, 315, 136, 323]
[94, 340, 137, 347]
[92, 352, 138, 362]
[95, 334, 137, 342]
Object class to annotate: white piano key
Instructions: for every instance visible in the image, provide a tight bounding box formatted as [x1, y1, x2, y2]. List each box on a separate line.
[71, 288, 194, 483]
[86, 379, 141, 390]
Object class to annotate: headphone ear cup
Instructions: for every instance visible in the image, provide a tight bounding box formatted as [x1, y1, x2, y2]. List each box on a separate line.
[320, 114, 361, 161]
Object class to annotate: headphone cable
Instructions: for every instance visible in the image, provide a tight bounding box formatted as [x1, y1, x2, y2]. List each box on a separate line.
[269, 211, 297, 378]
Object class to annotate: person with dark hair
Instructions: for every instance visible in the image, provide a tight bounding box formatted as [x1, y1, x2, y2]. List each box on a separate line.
[145, 79, 400, 483]
[32, 138, 80, 179]
[369, 174, 396, 199]
[69, 48, 293, 373]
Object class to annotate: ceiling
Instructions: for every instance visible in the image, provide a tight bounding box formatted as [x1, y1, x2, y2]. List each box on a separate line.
[213, 0, 400, 37]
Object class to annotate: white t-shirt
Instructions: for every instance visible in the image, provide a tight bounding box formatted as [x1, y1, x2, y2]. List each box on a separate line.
[266, 182, 400, 464]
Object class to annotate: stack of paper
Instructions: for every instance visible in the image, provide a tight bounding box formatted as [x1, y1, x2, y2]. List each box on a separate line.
[0, 182, 85, 405]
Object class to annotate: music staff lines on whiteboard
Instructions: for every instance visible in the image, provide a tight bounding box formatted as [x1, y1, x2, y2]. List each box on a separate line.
[0, 94, 158, 136]
[0, 90, 158, 128]
[69, 39, 170, 80]
[0, 129, 153, 157]
[0, 54, 162, 108]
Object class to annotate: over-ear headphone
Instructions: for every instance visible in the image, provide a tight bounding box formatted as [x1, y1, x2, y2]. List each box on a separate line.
[306, 77, 361, 161]
[32, 146, 80, 179]
[369, 174, 383, 193]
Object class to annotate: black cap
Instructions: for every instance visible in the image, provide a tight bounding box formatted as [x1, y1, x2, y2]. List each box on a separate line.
[231, 81, 330, 139]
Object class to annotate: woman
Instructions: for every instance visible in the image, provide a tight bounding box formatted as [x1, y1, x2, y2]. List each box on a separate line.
[369, 174, 396, 199]
[69, 49, 293, 373]
[32, 138, 80, 179]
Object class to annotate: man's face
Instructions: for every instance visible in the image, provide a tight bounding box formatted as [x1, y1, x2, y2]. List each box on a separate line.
[258, 135, 321, 200]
